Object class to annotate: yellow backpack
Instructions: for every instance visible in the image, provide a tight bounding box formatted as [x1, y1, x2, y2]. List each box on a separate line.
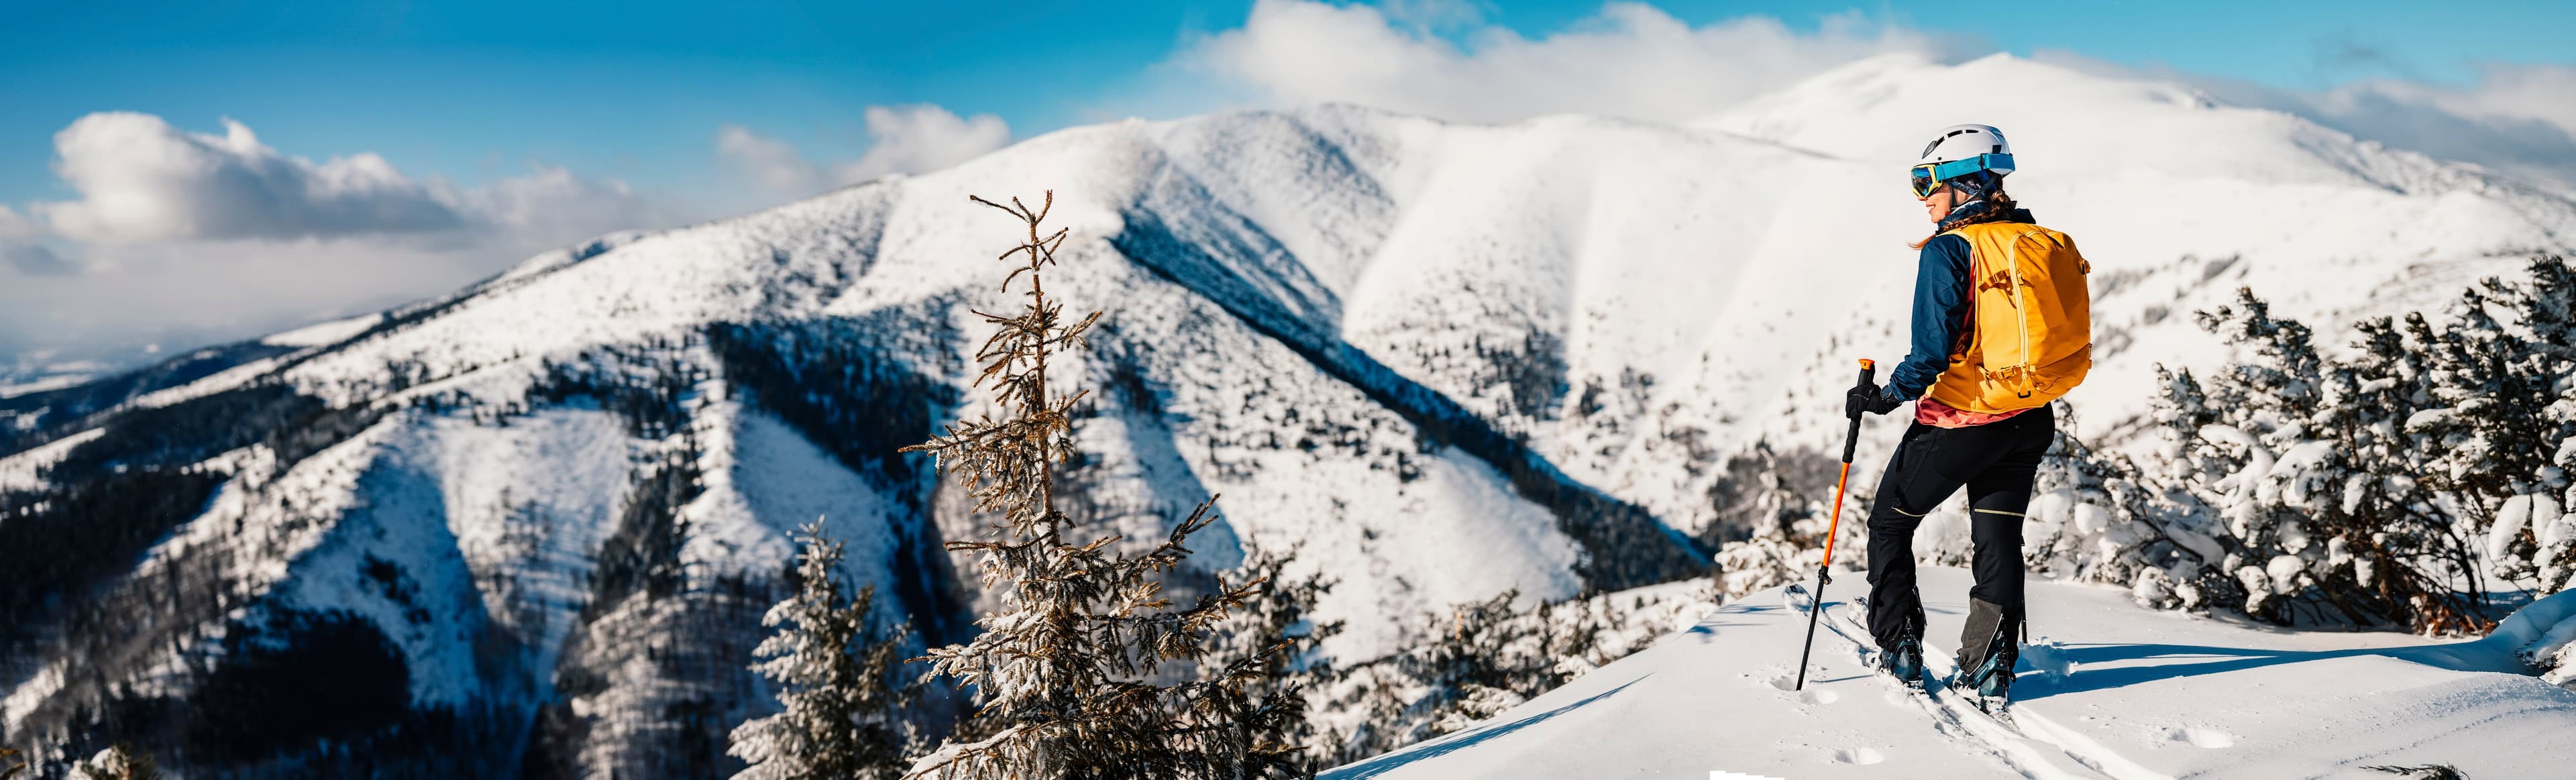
[1925, 221, 2093, 414]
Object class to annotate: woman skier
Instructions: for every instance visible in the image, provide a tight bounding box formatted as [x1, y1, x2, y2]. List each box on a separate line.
[1845, 124, 2093, 706]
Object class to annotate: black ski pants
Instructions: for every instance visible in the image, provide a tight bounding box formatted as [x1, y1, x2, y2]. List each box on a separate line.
[1862, 404, 2052, 653]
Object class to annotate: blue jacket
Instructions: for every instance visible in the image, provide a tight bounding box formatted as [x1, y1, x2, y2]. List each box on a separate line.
[1886, 208, 2037, 398]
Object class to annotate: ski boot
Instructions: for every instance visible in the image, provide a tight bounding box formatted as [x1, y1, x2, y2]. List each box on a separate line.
[1880, 636, 1927, 690]
[1954, 598, 2019, 713]
[1957, 653, 2014, 712]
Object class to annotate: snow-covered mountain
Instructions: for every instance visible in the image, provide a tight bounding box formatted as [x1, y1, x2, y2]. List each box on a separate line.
[4, 52, 2574, 775]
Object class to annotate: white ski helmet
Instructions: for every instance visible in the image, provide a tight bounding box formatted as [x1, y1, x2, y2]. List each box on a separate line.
[1911, 124, 2015, 197]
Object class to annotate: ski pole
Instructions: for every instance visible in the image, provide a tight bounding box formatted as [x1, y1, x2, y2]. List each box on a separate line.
[1795, 358, 1874, 691]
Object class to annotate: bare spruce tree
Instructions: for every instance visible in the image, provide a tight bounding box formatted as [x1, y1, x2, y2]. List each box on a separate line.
[901, 191, 1304, 779]
[729, 518, 912, 780]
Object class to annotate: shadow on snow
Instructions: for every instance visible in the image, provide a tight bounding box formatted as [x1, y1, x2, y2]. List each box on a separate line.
[1320, 675, 1650, 779]
[2015, 639, 2534, 699]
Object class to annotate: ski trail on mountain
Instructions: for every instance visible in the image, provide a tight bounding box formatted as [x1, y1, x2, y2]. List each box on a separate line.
[1786, 583, 2130, 779]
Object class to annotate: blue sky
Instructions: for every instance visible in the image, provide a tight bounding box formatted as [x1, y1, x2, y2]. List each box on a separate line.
[6, 0, 2568, 206]
[3, 0, 2573, 374]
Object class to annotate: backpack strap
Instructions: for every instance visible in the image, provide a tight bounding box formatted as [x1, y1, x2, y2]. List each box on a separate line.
[1941, 227, 1984, 366]
[2004, 230, 2040, 400]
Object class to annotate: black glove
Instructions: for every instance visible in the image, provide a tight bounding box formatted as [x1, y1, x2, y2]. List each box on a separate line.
[1845, 382, 1910, 417]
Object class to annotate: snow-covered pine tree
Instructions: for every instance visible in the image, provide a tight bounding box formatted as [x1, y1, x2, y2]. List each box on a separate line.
[728, 518, 913, 780]
[900, 192, 1303, 780]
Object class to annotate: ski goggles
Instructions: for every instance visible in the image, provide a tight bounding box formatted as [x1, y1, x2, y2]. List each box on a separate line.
[1909, 153, 2015, 197]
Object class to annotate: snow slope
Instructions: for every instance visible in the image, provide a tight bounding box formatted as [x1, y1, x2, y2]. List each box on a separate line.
[1329, 567, 2576, 779]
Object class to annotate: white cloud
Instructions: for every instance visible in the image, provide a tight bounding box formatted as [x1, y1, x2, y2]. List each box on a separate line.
[36, 112, 464, 242]
[2304, 64, 2576, 188]
[716, 105, 1012, 197]
[0, 237, 500, 372]
[24, 111, 663, 246]
[1169, 0, 1944, 125]
[451, 162, 666, 245]
[2447, 64, 2576, 139]
[3, 244, 72, 277]
[0, 205, 34, 239]
[1, 112, 684, 366]
[2, 243, 74, 277]
[837, 105, 1014, 183]
[0, 205, 74, 276]
[716, 123, 821, 194]
[2033, 52, 2576, 193]
[1151, 2, 2576, 194]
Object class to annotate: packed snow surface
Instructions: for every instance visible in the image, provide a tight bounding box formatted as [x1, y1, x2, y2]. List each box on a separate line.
[1328, 567, 2576, 779]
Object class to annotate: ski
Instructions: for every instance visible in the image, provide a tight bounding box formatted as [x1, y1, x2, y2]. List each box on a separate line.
[1782, 585, 2017, 726]
[1781, 584, 2162, 779]
[1951, 655, 2015, 719]
[1784, 583, 1916, 695]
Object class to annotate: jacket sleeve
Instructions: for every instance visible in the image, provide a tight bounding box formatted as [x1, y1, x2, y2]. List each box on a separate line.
[1886, 234, 1973, 398]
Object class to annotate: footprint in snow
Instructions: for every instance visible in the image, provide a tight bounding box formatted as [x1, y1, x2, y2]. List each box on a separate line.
[1752, 671, 1837, 704]
[2163, 726, 2235, 748]
[1831, 747, 1885, 765]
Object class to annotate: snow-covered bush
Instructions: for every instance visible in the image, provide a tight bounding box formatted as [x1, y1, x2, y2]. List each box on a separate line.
[2194, 291, 2494, 629]
[1198, 547, 1340, 773]
[2400, 258, 2576, 595]
[1705, 440, 1845, 601]
[1314, 583, 1711, 763]
[2042, 256, 2576, 634]
[2022, 401, 2228, 610]
[1711, 532, 1818, 604]
[68, 745, 155, 780]
[2094, 290, 2490, 631]
[1324, 589, 1552, 757]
